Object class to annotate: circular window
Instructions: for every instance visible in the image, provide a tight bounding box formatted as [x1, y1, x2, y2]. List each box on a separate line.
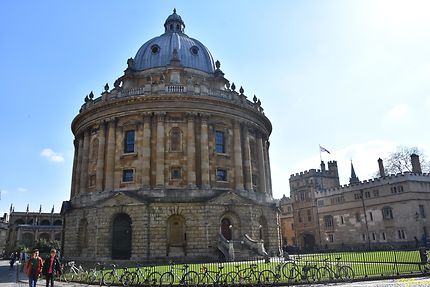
[190, 46, 199, 56]
[151, 44, 160, 54]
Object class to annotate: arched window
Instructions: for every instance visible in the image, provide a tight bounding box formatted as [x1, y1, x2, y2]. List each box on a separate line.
[167, 215, 186, 246]
[53, 220, 62, 226]
[40, 219, 51, 226]
[78, 218, 88, 251]
[170, 127, 182, 151]
[112, 213, 132, 260]
[22, 233, 34, 247]
[39, 233, 50, 241]
[220, 218, 232, 240]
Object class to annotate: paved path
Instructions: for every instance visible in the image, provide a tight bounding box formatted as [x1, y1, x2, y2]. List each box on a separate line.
[1, 260, 430, 287]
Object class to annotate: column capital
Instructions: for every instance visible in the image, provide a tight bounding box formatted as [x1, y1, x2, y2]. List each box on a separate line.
[142, 112, 152, 123]
[186, 112, 198, 119]
[154, 112, 166, 121]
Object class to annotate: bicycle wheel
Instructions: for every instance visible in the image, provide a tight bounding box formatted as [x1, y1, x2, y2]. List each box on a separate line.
[219, 272, 234, 287]
[87, 271, 97, 284]
[160, 271, 174, 287]
[183, 270, 199, 287]
[282, 263, 300, 280]
[198, 274, 210, 287]
[303, 267, 320, 283]
[259, 270, 276, 287]
[226, 271, 239, 287]
[120, 271, 134, 286]
[340, 266, 355, 282]
[147, 271, 161, 287]
[420, 262, 430, 274]
[318, 267, 331, 282]
[103, 272, 116, 286]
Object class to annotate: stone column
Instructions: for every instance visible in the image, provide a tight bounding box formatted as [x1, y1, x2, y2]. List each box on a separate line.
[263, 140, 272, 196]
[256, 132, 267, 194]
[243, 124, 253, 191]
[142, 113, 152, 188]
[95, 121, 106, 191]
[200, 114, 210, 188]
[187, 113, 196, 188]
[79, 129, 90, 194]
[233, 120, 244, 190]
[74, 137, 83, 195]
[155, 113, 166, 187]
[70, 139, 79, 197]
[105, 118, 116, 191]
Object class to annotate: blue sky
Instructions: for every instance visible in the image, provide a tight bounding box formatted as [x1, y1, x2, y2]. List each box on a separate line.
[1, 0, 429, 215]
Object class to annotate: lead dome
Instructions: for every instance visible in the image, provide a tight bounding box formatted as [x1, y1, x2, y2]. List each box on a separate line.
[133, 9, 216, 74]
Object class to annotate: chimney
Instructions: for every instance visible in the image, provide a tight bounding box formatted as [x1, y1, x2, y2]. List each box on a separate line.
[411, 154, 422, 173]
[378, 158, 385, 177]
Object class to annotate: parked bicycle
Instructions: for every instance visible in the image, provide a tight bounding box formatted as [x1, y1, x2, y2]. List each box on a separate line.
[61, 261, 86, 282]
[125, 264, 161, 287]
[282, 256, 320, 283]
[102, 264, 124, 286]
[229, 264, 261, 286]
[318, 257, 355, 282]
[160, 262, 199, 287]
[85, 262, 104, 284]
[198, 265, 233, 287]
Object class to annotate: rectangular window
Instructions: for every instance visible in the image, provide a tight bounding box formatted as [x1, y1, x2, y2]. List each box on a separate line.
[372, 233, 376, 241]
[362, 234, 366, 241]
[373, 190, 379, 197]
[365, 191, 371, 198]
[324, 216, 333, 228]
[307, 209, 312, 222]
[369, 212, 373, 221]
[419, 205, 426, 218]
[340, 216, 344, 225]
[382, 232, 386, 241]
[328, 234, 334, 242]
[122, 169, 134, 182]
[298, 211, 302, 223]
[216, 169, 227, 181]
[356, 212, 361, 222]
[215, 131, 225, 153]
[171, 167, 182, 179]
[354, 193, 362, 200]
[318, 200, 324, 207]
[124, 130, 135, 153]
[89, 175, 96, 187]
[291, 223, 294, 230]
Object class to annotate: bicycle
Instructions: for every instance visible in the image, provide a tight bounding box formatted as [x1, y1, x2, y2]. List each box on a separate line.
[282, 256, 320, 283]
[102, 264, 123, 286]
[85, 262, 105, 284]
[229, 264, 261, 286]
[126, 264, 162, 287]
[258, 260, 289, 287]
[198, 265, 233, 287]
[61, 261, 86, 282]
[318, 257, 355, 282]
[160, 262, 199, 287]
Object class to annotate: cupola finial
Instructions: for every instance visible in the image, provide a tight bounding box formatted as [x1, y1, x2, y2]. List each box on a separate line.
[173, 8, 176, 14]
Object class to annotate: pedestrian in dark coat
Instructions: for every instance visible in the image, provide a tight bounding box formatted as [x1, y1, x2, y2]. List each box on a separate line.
[42, 249, 62, 287]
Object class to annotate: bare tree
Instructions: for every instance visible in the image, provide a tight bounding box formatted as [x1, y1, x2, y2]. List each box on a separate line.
[383, 146, 430, 174]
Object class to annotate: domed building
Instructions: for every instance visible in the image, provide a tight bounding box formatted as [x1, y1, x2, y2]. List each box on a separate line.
[62, 10, 280, 262]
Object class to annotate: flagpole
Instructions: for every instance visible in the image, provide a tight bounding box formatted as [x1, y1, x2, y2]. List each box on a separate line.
[319, 144, 322, 162]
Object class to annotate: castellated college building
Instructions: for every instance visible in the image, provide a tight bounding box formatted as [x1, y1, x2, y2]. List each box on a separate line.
[61, 10, 280, 262]
[280, 155, 430, 251]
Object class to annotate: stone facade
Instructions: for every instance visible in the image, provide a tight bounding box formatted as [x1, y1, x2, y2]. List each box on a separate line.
[284, 157, 430, 251]
[279, 196, 295, 247]
[62, 10, 280, 262]
[6, 207, 62, 253]
[0, 213, 8, 256]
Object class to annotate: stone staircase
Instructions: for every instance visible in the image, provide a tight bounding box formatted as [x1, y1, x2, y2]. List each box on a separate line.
[217, 233, 269, 261]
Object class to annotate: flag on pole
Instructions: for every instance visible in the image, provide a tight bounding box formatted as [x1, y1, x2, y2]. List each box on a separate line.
[320, 145, 331, 154]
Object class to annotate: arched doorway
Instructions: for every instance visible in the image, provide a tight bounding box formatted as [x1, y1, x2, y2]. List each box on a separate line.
[112, 213, 132, 260]
[303, 233, 315, 251]
[220, 218, 232, 240]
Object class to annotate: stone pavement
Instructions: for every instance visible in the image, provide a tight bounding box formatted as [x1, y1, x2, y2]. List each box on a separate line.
[1, 260, 430, 287]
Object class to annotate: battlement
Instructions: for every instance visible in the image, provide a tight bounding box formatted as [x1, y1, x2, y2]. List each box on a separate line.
[316, 171, 430, 198]
[290, 161, 338, 181]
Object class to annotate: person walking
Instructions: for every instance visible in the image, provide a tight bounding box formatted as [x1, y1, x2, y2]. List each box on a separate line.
[42, 249, 62, 287]
[25, 249, 43, 287]
[9, 252, 17, 269]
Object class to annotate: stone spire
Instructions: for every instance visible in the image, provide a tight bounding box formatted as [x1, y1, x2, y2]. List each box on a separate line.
[349, 161, 360, 184]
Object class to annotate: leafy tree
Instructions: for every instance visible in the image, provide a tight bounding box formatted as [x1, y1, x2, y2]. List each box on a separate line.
[382, 146, 430, 175]
[34, 239, 61, 254]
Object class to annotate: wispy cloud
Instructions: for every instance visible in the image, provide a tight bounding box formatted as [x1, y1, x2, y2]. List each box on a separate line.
[40, 148, 64, 163]
[383, 104, 412, 124]
[17, 188, 28, 192]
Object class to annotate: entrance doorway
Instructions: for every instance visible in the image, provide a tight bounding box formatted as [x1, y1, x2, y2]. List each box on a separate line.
[220, 218, 232, 240]
[112, 213, 132, 259]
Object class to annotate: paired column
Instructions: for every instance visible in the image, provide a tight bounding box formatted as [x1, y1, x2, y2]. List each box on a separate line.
[79, 129, 90, 194]
[74, 137, 83, 195]
[155, 113, 166, 187]
[256, 132, 267, 194]
[105, 118, 116, 191]
[233, 121, 244, 190]
[243, 124, 253, 191]
[71, 139, 79, 197]
[200, 114, 210, 188]
[187, 113, 196, 187]
[141, 113, 152, 188]
[264, 140, 273, 196]
[95, 121, 106, 191]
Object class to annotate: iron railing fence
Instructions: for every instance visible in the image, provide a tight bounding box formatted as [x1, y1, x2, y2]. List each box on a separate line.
[57, 248, 430, 286]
